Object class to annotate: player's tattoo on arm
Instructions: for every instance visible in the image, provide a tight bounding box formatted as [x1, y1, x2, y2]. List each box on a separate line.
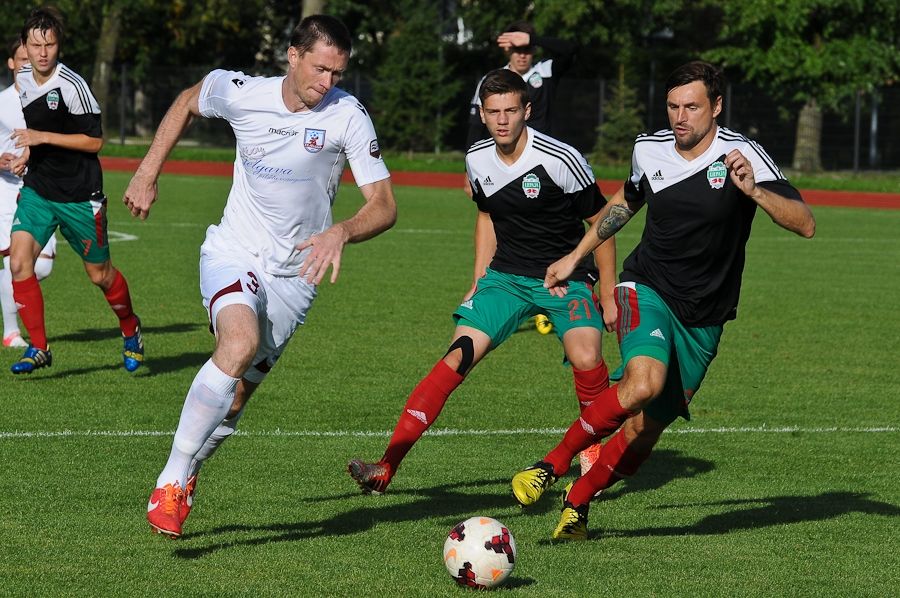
[596, 204, 634, 241]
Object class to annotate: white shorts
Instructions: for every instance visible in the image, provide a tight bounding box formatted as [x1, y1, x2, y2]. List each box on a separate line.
[0, 182, 57, 257]
[199, 225, 316, 382]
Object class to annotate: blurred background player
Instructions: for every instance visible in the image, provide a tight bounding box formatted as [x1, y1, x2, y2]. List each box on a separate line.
[510, 61, 816, 541]
[8, 6, 142, 374]
[348, 69, 616, 496]
[124, 15, 396, 538]
[466, 21, 575, 147]
[466, 22, 576, 334]
[0, 36, 56, 349]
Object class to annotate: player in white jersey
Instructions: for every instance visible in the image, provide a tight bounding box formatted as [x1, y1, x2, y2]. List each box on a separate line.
[0, 38, 56, 348]
[124, 15, 396, 538]
[511, 61, 815, 541]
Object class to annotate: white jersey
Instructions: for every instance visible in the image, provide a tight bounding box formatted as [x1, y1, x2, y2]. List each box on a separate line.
[0, 84, 25, 192]
[199, 69, 390, 276]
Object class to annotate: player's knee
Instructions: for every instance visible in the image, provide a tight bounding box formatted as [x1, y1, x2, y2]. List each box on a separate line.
[619, 368, 665, 410]
[8, 254, 34, 279]
[443, 335, 475, 375]
[567, 347, 603, 371]
[214, 335, 258, 377]
[34, 256, 53, 281]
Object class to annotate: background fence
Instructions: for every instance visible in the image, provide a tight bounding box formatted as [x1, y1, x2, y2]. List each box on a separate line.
[3, 67, 898, 171]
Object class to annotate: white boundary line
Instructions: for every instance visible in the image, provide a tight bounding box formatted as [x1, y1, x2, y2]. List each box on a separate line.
[0, 426, 895, 440]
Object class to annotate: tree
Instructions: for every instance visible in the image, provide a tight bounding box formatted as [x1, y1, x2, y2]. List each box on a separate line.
[92, 1, 123, 136]
[593, 64, 644, 165]
[370, 0, 460, 153]
[705, 0, 900, 171]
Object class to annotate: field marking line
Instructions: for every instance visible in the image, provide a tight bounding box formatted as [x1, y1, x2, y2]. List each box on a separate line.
[0, 426, 895, 440]
[107, 230, 139, 242]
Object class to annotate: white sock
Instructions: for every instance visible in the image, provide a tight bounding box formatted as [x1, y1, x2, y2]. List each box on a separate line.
[156, 359, 239, 489]
[0, 257, 19, 338]
[34, 255, 54, 281]
[187, 404, 246, 479]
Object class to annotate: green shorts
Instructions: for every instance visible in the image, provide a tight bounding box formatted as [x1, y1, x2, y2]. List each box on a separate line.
[453, 268, 604, 347]
[12, 186, 110, 263]
[615, 282, 723, 423]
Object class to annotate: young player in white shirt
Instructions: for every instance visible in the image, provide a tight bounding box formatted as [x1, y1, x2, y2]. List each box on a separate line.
[0, 37, 56, 348]
[124, 15, 397, 538]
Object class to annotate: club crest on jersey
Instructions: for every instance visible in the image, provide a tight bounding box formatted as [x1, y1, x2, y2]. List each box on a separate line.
[522, 173, 541, 198]
[528, 72, 543, 88]
[707, 161, 727, 189]
[303, 128, 325, 153]
[46, 90, 60, 110]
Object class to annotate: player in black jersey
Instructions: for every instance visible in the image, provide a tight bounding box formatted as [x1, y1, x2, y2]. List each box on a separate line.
[7, 7, 143, 374]
[349, 69, 617, 495]
[511, 61, 816, 540]
[466, 22, 576, 334]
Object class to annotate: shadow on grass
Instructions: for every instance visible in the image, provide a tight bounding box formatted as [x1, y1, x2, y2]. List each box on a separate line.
[52, 321, 205, 343]
[171, 450, 713, 561]
[604, 491, 900, 539]
[10, 350, 210, 380]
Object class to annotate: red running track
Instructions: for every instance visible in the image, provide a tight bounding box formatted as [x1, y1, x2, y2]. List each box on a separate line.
[100, 157, 900, 210]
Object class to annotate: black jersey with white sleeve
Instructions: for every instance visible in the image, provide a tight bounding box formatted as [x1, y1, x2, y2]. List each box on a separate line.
[621, 126, 804, 326]
[466, 128, 605, 282]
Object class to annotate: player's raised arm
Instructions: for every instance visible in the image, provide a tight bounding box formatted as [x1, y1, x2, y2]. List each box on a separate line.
[123, 79, 205, 220]
[724, 148, 816, 238]
[297, 177, 397, 285]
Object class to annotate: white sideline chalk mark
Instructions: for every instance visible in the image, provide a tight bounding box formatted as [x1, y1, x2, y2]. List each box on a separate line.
[107, 230, 139, 243]
[0, 426, 895, 441]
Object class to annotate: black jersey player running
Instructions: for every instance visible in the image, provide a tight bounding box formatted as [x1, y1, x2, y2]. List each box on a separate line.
[7, 7, 143, 374]
[510, 61, 816, 540]
[349, 69, 617, 494]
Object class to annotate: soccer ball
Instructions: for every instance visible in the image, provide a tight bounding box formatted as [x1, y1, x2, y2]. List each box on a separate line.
[443, 516, 516, 589]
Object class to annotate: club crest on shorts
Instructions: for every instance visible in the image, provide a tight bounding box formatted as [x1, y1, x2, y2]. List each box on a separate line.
[707, 161, 727, 189]
[46, 89, 60, 110]
[522, 173, 541, 198]
[303, 128, 326, 153]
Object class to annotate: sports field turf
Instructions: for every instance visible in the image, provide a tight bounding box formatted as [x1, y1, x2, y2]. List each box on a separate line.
[1, 172, 897, 596]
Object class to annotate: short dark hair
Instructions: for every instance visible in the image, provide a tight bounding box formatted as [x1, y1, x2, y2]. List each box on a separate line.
[504, 20, 536, 38]
[665, 61, 724, 107]
[478, 68, 529, 107]
[20, 5, 65, 50]
[289, 14, 352, 56]
[7, 36, 22, 61]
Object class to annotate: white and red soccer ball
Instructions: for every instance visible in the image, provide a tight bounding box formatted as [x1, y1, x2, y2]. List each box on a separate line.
[443, 516, 516, 589]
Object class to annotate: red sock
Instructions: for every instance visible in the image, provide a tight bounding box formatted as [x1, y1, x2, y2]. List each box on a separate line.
[12, 275, 47, 350]
[574, 361, 610, 415]
[103, 270, 138, 336]
[566, 427, 651, 506]
[544, 384, 633, 476]
[381, 360, 464, 471]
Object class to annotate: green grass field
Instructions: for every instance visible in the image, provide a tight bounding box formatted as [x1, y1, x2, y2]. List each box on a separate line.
[1, 173, 898, 596]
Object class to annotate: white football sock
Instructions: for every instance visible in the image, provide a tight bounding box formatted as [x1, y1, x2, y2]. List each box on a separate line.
[156, 359, 239, 489]
[0, 257, 19, 338]
[34, 255, 54, 281]
[187, 404, 246, 479]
